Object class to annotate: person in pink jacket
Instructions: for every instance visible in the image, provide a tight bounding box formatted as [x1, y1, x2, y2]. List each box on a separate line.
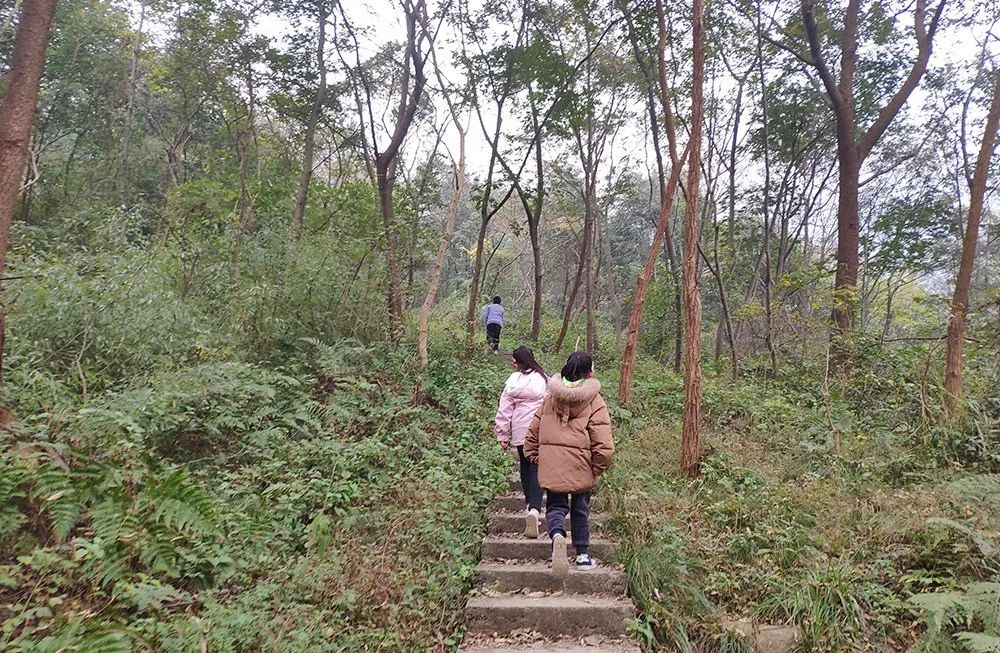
[494, 346, 548, 538]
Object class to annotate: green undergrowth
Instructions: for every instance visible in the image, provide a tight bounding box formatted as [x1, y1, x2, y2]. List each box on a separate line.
[1, 339, 508, 651]
[604, 352, 1000, 652]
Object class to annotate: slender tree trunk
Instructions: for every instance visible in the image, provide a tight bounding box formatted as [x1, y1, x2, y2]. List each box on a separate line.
[528, 217, 543, 339]
[237, 48, 258, 232]
[881, 281, 895, 344]
[292, 3, 328, 238]
[466, 216, 491, 348]
[943, 69, 1000, 417]
[418, 127, 466, 372]
[117, 0, 146, 204]
[378, 157, 405, 336]
[601, 210, 622, 334]
[680, 0, 705, 478]
[585, 189, 597, 353]
[726, 74, 746, 253]
[704, 223, 738, 380]
[618, 0, 686, 402]
[618, 149, 687, 402]
[555, 190, 593, 354]
[555, 118, 598, 354]
[757, 8, 778, 378]
[528, 94, 545, 341]
[0, 0, 58, 380]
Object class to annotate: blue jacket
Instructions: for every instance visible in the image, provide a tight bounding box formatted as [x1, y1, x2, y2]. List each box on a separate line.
[483, 303, 505, 326]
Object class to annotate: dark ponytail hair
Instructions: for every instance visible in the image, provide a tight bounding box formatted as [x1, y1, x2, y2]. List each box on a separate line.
[561, 351, 593, 382]
[513, 346, 547, 378]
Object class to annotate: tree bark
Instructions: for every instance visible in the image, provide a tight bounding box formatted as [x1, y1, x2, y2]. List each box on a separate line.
[680, 0, 705, 478]
[943, 69, 1000, 417]
[292, 2, 328, 238]
[0, 0, 58, 380]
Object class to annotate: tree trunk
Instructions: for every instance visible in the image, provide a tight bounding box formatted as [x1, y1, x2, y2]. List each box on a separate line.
[117, 0, 146, 205]
[943, 69, 1000, 418]
[830, 133, 860, 345]
[601, 210, 622, 334]
[0, 0, 58, 380]
[618, 0, 686, 402]
[618, 148, 687, 402]
[585, 190, 597, 353]
[418, 125, 466, 372]
[680, 0, 705, 478]
[555, 116, 598, 354]
[528, 93, 545, 341]
[799, 0, 946, 365]
[375, 0, 428, 342]
[238, 47, 259, 232]
[726, 72, 746, 253]
[378, 157, 405, 337]
[555, 191, 592, 354]
[466, 216, 491, 349]
[529, 216, 543, 339]
[292, 2, 328, 238]
[757, 8, 778, 378]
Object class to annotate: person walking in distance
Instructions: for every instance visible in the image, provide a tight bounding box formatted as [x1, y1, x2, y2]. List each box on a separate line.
[525, 352, 614, 577]
[482, 296, 504, 354]
[493, 346, 548, 538]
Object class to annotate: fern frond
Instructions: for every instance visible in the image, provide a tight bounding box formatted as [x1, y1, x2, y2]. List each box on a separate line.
[955, 632, 1000, 653]
[909, 591, 969, 633]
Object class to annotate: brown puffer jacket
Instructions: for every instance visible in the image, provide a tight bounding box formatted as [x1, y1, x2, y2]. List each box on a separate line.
[524, 375, 614, 494]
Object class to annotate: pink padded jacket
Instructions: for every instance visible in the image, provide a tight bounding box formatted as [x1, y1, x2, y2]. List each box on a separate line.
[494, 370, 548, 447]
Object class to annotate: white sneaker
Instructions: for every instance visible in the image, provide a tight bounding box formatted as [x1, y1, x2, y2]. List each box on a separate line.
[575, 553, 597, 571]
[551, 533, 569, 578]
[524, 509, 540, 539]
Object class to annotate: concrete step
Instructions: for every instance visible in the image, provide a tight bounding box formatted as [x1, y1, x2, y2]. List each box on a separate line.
[461, 641, 640, 653]
[465, 594, 634, 637]
[489, 512, 604, 535]
[493, 494, 600, 513]
[481, 536, 618, 563]
[474, 562, 626, 595]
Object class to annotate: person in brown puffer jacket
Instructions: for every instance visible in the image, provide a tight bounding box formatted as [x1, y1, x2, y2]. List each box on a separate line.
[525, 351, 614, 577]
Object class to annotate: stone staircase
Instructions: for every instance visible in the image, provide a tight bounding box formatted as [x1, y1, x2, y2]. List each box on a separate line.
[460, 477, 640, 653]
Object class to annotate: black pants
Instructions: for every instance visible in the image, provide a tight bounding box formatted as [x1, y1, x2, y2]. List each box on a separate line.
[486, 322, 502, 351]
[546, 491, 591, 556]
[516, 445, 543, 512]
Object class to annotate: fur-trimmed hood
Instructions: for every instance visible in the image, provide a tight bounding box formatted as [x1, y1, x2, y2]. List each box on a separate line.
[547, 375, 602, 406]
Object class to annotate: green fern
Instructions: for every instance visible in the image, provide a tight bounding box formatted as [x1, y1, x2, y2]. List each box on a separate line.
[911, 582, 1000, 649]
[144, 469, 215, 534]
[0, 454, 27, 537]
[957, 632, 1000, 652]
